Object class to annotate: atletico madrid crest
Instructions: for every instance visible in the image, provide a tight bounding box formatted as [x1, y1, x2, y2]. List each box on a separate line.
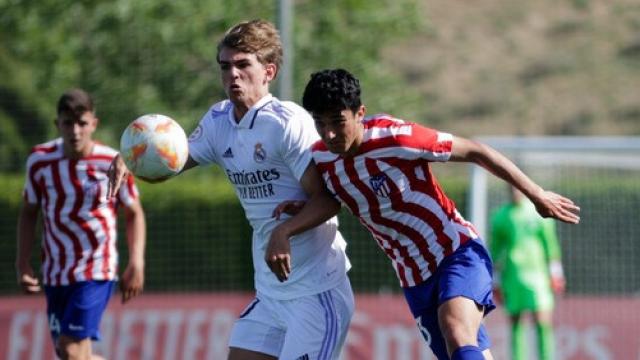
[369, 173, 391, 197]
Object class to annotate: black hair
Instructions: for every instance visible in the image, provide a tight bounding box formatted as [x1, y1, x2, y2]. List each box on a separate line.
[57, 88, 94, 117]
[302, 69, 361, 115]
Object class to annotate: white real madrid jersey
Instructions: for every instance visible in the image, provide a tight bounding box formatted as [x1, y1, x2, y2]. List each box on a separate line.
[188, 94, 350, 300]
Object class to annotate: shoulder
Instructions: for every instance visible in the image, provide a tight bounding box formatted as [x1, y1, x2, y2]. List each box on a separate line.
[201, 100, 233, 125]
[364, 113, 409, 127]
[361, 114, 420, 149]
[311, 139, 327, 152]
[30, 138, 61, 155]
[262, 99, 313, 125]
[91, 142, 119, 160]
[190, 100, 232, 141]
[210, 99, 233, 116]
[490, 206, 514, 230]
[26, 139, 63, 167]
[363, 114, 416, 136]
[491, 205, 511, 220]
[311, 140, 339, 164]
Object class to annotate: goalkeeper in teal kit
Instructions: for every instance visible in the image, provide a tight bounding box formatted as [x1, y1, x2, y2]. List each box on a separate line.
[490, 186, 565, 360]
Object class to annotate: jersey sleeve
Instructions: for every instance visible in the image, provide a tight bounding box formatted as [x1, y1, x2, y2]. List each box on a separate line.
[22, 153, 41, 205]
[280, 106, 318, 181]
[411, 124, 453, 162]
[117, 174, 140, 207]
[188, 109, 219, 166]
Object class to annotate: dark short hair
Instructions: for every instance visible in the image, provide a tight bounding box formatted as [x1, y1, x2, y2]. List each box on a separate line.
[302, 69, 361, 115]
[57, 88, 94, 117]
[216, 19, 283, 71]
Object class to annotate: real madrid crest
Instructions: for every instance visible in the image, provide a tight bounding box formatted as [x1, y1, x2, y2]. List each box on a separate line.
[254, 143, 267, 163]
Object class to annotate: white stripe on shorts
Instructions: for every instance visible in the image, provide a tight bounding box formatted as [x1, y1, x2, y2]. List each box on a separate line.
[318, 291, 338, 360]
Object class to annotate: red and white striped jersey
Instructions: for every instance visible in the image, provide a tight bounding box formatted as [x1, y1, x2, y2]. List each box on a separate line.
[312, 115, 479, 288]
[23, 138, 139, 286]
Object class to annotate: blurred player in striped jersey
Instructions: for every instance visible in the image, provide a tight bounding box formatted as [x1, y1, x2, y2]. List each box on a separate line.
[267, 69, 580, 360]
[16, 89, 146, 360]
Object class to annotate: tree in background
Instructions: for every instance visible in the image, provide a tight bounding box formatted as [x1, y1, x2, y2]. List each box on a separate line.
[0, 0, 425, 172]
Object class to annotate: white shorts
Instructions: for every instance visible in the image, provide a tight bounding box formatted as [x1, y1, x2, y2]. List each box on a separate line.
[228, 277, 354, 360]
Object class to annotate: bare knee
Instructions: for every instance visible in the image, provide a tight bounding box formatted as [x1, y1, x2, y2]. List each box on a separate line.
[57, 335, 92, 360]
[439, 316, 478, 347]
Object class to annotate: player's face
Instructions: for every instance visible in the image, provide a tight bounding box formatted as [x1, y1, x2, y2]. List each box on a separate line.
[313, 106, 366, 156]
[218, 47, 276, 119]
[55, 111, 98, 158]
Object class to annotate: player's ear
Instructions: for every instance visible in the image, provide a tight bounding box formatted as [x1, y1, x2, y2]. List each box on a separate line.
[356, 105, 366, 119]
[265, 63, 277, 82]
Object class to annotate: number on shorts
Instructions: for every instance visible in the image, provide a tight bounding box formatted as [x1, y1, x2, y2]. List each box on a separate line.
[49, 313, 61, 334]
[416, 316, 432, 345]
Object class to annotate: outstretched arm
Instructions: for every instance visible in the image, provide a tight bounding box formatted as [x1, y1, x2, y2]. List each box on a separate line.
[450, 136, 580, 224]
[16, 202, 41, 294]
[119, 199, 146, 303]
[265, 161, 341, 282]
[107, 154, 198, 198]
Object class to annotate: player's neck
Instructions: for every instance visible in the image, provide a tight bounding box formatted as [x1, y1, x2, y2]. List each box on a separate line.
[64, 140, 94, 159]
[231, 92, 270, 124]
[233, 106, 248, 123]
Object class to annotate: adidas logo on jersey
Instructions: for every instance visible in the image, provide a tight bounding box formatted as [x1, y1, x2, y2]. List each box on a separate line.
[223, 147, 234, 158]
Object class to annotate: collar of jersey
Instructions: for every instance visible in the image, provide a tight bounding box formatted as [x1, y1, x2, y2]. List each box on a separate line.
[228, 94, 273, 129]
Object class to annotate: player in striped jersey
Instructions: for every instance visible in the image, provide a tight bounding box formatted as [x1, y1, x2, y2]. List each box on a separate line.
[16, 89, 146, 360]
[267, 69, 580, 360]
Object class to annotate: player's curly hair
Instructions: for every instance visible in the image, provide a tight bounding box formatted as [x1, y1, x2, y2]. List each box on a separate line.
[217, 19, 283, 72]
[302, 69, 362, 115]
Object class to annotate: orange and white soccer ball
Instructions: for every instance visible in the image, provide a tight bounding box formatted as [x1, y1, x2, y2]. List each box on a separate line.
[120, 114, 189, 182]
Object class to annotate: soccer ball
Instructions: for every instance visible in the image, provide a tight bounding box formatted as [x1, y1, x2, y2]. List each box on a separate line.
[120, 114, 189, 182]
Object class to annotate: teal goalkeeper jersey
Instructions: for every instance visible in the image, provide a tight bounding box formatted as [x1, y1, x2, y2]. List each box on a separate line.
[489, 200, 561, 312]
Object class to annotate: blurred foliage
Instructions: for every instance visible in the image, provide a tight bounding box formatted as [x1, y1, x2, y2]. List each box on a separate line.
[4, 0, 639, 173]
[0, 0, 424, 172]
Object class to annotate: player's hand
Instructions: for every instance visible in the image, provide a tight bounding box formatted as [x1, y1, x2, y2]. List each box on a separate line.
[549, 260, 565, 294]
[532, 191, 580, 224]
[272, 200, 306, 220]
[551, 275, 566, 295]
[120, 262, 144, 304]
[265, 227, 292, 282]
[16, 264, 41, 294]
[107, 154, 129, 199]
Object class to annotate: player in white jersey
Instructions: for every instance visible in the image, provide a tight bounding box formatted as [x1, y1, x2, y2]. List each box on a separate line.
[108, 21, 354, 360]
[268, 69, 580, 360]
[16, 89, 146, 360]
